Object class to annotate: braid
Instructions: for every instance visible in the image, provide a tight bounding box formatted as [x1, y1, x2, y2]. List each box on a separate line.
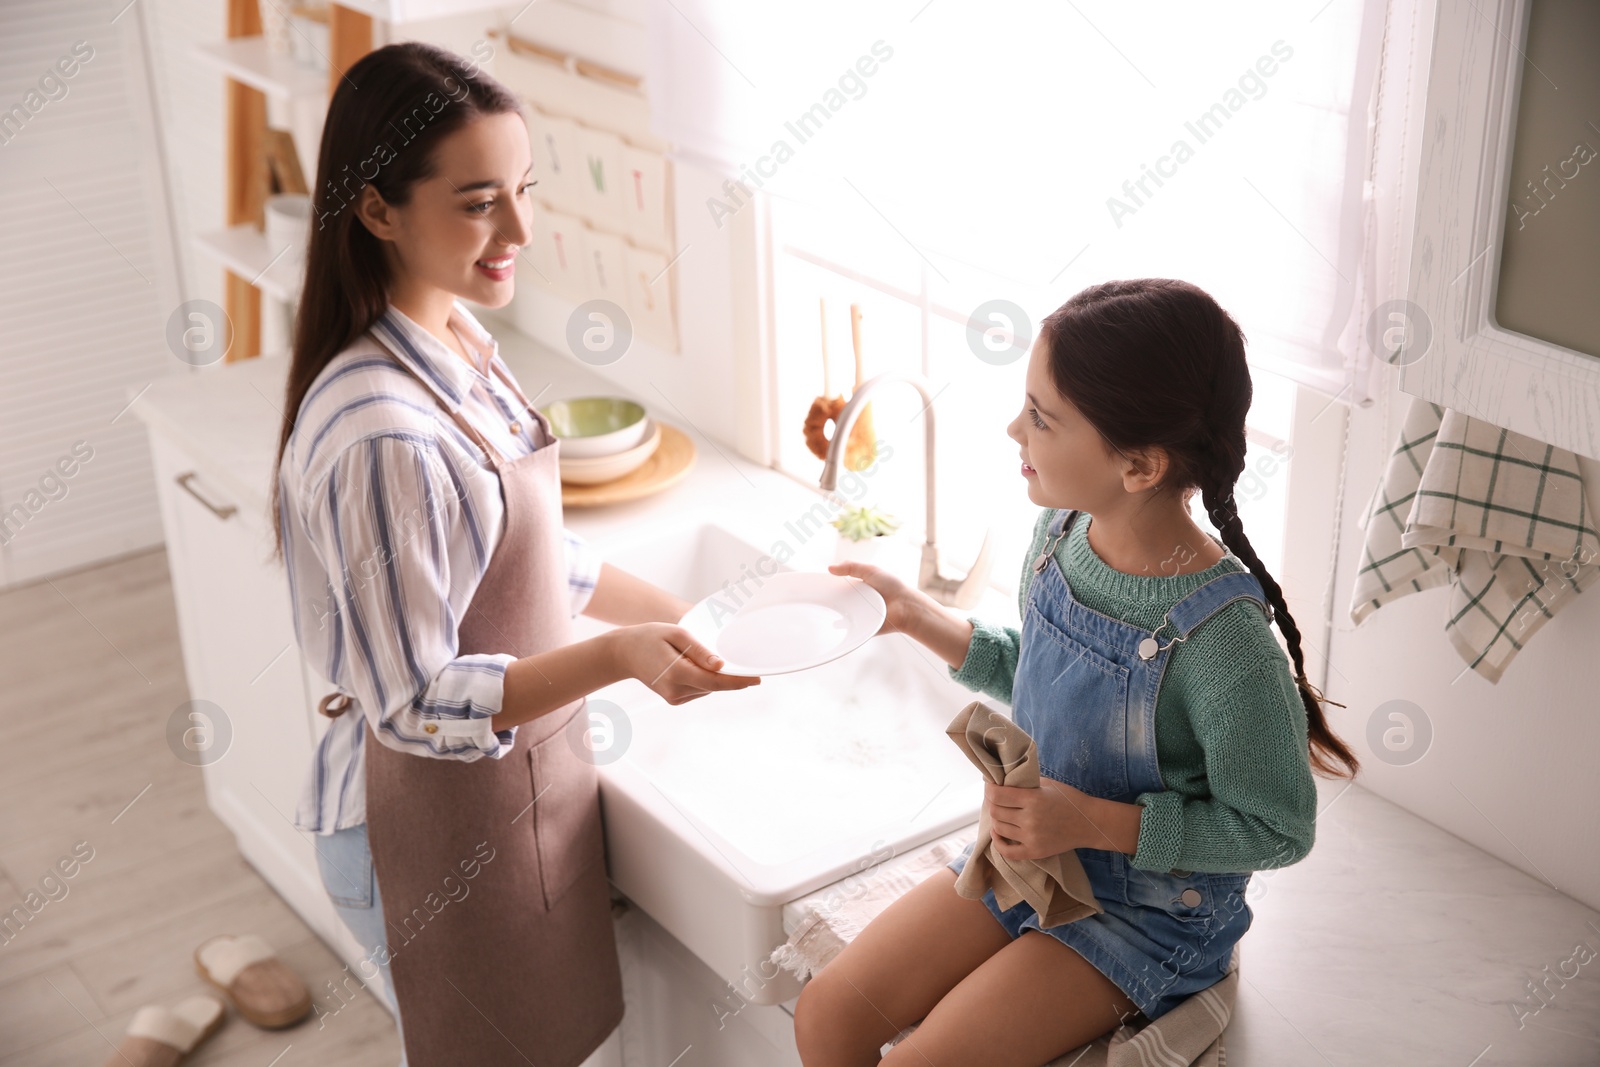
[1036, 276, 1361, 779]
[1198, 441, 1360, 779]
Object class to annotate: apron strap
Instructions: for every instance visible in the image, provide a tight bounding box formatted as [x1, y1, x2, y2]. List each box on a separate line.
[364, 326, 546, 471]
[319, 323, 547, 719]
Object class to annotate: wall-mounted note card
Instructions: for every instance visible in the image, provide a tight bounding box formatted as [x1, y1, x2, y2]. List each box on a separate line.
[623, 243, 678, 352]
[537, 210, 589, 302]
[580, 226, 629, 305]
[526, 107, 584, 217]
[619, 143, 671, 254]
[575, 126, 627, 232]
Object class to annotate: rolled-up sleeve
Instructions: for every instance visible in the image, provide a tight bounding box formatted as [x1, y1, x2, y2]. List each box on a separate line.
[563, 529, 601, 617]
[304, 434, 515, 760]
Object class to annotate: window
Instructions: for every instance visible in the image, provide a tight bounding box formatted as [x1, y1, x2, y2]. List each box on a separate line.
[767, 195, 1297, 603]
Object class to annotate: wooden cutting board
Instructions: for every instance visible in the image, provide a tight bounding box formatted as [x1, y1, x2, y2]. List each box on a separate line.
[560, 422, 697, 507]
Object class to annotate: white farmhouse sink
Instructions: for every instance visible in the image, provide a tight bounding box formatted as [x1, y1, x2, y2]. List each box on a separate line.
[578, 520, 983, 1005]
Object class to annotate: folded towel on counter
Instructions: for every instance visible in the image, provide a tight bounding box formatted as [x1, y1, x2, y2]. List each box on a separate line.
[946, 701, 1103, 927]
[1350, 397, 1599, 682]
[769, 828, 978, 982]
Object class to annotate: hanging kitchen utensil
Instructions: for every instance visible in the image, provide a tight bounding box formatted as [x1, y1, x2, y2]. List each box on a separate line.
[804, 298, 846, 461]
[801, 300, 876, 470]
[843, 303, 876, 471]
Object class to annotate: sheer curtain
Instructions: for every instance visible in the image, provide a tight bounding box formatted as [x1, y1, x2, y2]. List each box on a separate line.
[649, 0, 1389, 399]
[647, 0, 1388, 596]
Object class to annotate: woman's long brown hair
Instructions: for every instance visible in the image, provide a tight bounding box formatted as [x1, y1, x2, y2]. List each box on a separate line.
[270, 41, 520, 554]
[1041, 279, 1359, 779]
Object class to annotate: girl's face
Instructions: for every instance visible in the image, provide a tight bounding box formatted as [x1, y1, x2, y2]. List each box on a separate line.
[1006, 334, 1143, 512]
[360, 110, 534, 310]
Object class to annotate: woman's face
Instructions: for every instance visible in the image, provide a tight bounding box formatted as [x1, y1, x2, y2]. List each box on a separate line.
[363, 110, 535, 310]
[1006, 334, 1142, 512]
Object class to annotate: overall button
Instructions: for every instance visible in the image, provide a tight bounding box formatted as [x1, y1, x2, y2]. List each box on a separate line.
[423, 723, 439, 734]
[1180, 888, 1203, 907]
[509, 421, 523, 435]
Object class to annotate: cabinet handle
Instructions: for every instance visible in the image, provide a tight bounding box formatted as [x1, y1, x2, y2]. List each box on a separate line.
[175, 472, 238, 520]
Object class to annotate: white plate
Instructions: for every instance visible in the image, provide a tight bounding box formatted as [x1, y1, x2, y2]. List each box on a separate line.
[677, 572, 887, 676]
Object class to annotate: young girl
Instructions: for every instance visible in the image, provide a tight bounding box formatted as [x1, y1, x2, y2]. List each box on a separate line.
[270, 43, 758, 1067]
[795, 279, 1358, 1065]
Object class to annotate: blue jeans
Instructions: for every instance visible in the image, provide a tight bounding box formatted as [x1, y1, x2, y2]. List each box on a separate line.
[314, 822, 408, 1065]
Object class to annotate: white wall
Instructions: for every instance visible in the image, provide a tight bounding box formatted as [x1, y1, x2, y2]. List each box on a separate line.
[1324, 371, 1600, 911]
[0, 0, 184, 587]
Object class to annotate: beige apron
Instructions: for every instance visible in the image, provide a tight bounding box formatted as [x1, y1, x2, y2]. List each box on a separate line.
[357, 343, 623, 1066]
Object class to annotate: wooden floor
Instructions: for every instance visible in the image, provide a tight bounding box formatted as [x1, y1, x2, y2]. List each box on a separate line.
[0, 549, 403, 1066]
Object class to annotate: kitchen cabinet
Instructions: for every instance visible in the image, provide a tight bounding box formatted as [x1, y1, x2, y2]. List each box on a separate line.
[144, 428, 366, 976]
[1403, 0, 1600, 459]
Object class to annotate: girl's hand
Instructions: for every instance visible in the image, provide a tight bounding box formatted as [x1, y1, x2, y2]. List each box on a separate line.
[827, 560, 933, 637]
[607, 623, 761, 705]
[986, 776, 1114, 860]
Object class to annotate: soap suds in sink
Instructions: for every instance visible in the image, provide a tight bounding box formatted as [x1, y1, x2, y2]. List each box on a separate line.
[628, 640, 979, 865]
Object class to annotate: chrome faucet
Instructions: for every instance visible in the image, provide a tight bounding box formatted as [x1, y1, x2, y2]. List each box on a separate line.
[818, 372, 997, 609]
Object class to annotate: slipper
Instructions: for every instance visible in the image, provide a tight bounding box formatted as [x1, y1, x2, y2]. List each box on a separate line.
[102, 995, 226, 1067]
[194, 934, 312, 1029]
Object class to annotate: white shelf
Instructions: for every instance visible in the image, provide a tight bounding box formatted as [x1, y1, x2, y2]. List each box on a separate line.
[331, 0, 509, 22]
[195, 225, 304, 304]
[191, 37, 326, 102]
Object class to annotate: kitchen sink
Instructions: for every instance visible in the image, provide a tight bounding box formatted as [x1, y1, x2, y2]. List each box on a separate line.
[575, 519, 983, 1005]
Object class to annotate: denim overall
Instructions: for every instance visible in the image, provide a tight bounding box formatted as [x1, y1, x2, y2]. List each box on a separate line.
[949, 509, 1265, 1021]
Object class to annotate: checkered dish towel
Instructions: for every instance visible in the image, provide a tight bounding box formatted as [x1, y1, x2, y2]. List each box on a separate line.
[1350, 397, 1599, 682]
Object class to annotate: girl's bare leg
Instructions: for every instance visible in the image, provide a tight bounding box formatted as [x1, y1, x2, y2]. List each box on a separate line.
[793, 869, 1011, 1067]
[879, 929, 1140, 1067]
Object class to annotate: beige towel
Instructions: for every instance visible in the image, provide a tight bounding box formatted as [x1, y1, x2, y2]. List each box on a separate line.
[769, 829, 978, 982]
[946, 701, 1102, 928]
[1350, 398, 1598, 682]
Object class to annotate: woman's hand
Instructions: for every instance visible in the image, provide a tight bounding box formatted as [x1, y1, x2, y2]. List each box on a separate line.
[605, 623, 761, 705]
[986, 776, 1120, 860]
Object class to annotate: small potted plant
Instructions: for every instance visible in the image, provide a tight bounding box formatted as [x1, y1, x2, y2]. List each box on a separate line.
[831, 505, 901, 565]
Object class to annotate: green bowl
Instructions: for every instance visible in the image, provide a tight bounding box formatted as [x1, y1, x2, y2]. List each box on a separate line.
[540, 397, 649, 457]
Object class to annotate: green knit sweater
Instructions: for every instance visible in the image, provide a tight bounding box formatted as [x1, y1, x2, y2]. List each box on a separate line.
[951, 508, 1317, 875]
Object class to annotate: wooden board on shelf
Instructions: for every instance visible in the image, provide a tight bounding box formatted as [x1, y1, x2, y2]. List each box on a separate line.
[328, 5, 373, 98]
[225, 0, 267, 362]
[264, 128, 308, 194]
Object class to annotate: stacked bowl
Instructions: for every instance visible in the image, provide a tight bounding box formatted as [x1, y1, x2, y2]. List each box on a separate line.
[541, 397, 661, 485]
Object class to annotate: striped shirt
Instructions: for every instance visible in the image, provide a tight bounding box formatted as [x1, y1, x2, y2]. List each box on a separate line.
[279, 300, 601, 834]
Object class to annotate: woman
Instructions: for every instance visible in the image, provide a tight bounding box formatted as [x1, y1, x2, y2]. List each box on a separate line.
[271, 42, 759, 1067]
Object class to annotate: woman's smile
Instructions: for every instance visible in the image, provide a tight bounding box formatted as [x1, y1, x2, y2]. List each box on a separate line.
[474, 249, 517, 282]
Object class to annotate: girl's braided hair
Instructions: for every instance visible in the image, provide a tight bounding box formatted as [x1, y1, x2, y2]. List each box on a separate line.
[1042, 279, 1358, 778]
